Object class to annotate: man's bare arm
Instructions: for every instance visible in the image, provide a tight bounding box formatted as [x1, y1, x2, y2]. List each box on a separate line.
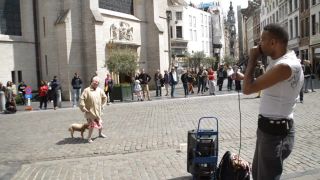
[233, 47, 292, 95]
[243, 64, 291, 94]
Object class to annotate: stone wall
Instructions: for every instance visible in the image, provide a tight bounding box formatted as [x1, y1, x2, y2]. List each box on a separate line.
[0, 0, 37, 89]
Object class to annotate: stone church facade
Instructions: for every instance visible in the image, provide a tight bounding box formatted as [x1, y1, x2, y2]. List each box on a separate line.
[0, 0, 170, 99]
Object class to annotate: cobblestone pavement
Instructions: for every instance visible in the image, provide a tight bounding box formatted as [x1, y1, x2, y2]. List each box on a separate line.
[1, 81, 320, 180]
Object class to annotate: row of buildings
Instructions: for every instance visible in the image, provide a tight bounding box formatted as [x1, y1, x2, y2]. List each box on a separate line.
[0, 0, 233, 100]
[238, 0, 320, 73]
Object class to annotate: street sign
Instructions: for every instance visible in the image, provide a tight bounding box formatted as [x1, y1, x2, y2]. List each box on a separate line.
[25, 94, 32, 99]
[25, 86, 32, 95]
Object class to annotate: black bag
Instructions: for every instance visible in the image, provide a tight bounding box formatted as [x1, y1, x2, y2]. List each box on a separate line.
[160, 78, 165, 87]
[216, 151, 251, 180]
[311, 74, 315, 79]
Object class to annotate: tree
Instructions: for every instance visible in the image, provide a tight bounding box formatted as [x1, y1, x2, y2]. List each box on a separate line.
[106, 48, 138, 83]
[222, 55, 236, 66]
[190, 51, 205, 72]
[202, 56, 217, 69]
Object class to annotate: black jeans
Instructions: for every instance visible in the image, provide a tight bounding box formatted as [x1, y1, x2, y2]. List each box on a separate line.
[252, 116, 295, 180]
[39, 96, 47, 109]
[217, 78, 224, 91]
[197, 80, 204, 93]
[183, 83, 188, 96]
[156, 86, 162, 96]
[52, 92, 58, 108]
[227, 77, 233, 90]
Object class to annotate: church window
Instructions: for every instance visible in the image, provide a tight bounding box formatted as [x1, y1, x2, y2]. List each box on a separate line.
[99, 0, 134, 15]
[0, 0, 21, 36]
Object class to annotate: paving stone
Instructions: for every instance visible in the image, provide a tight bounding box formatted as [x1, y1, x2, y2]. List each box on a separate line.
[1, 82, 320, 179]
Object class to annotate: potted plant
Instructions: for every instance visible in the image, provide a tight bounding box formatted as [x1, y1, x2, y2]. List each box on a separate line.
[106, 48, 138, 101]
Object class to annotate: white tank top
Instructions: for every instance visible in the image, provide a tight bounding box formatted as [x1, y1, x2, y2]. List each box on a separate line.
[259, 51, 304, 119]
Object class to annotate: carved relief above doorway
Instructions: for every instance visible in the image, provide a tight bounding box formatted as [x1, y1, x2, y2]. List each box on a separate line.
[110, 22, 133, 41]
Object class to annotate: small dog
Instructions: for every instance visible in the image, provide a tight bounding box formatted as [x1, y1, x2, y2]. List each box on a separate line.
[68, 123, 89, 139]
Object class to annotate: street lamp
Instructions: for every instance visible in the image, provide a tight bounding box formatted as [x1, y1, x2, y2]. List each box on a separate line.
[166, 10, 172, 70]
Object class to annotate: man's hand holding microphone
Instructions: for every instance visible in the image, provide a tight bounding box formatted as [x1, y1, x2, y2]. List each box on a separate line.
[231, 45, 263, 81]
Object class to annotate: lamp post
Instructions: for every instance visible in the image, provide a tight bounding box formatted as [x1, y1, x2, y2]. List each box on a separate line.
[166, 10, 172, 70]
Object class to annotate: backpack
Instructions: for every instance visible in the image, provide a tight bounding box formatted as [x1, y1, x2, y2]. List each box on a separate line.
[216, 151, 251, 180]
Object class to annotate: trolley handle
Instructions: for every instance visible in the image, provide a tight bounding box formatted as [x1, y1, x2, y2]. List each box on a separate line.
[196, 116, 219, 135]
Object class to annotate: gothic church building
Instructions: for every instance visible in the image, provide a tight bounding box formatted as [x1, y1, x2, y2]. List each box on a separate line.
[0, 0, 170, 99]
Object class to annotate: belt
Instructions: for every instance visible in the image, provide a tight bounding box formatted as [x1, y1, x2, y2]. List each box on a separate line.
[258, 114, 293, 136]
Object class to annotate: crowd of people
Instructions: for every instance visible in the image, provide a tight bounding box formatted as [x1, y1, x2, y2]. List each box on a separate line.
[0, 58, 318, 113]
[0, 75, 63, 113]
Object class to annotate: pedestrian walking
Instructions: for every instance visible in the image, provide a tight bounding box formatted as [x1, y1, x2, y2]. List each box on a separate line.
[164, 70, 170, 96]
[39, 80, 48, 110]
[233, 23, 304, 180]
[0, 82, 6, 92]
[17, 81, 27, 105]
[5, 81, 16, 105]
[71, 73, 82, 107]
[4, 97, 16, 114]
[202, 68, 208, 93]
[234, 66, 242, 91]
[217, 65, 227, 91]
[303, 60, 315, 93]
[104, 74, 114, 104]
[187, 69, 195, 94]
[226, 65, 234, 91]
[154, 69, 163, 97]
[254, 61, 265, 98]
[133, 80, 143, 101]
[138, 69, 151, 101]
[50, 76, 61, 110]
[197, 67, 204, 94]
[169, 68, 178, 98]
[79, 76, 107, 143]
[208, 68, 216, 95]
[181, 70, 189, 97]
[299, 60, 305, 103]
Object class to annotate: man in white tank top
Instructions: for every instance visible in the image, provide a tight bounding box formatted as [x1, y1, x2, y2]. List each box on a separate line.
[233, 24, 304, 180]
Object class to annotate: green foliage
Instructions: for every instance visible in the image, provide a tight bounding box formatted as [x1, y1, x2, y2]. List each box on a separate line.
[202, 56, 217, 69]
[190, 51, 205, 69]
[106, 48, 138, 76]
[223, 55, 236, 66]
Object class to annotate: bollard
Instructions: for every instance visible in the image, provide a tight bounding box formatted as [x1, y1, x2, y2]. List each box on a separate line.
[57, 89, 62, 108]
[25, 98, 33, 111]
[0, 91, 5, 112]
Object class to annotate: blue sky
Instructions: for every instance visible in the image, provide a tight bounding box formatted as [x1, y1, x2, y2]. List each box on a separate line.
[189, 0, 249, 15]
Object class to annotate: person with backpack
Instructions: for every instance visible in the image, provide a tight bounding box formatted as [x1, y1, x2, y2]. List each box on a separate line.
[233, 24, 304, 180]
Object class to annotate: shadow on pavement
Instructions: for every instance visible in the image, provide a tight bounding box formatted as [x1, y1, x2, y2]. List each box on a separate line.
[167, 176, 192, 180]
[241, 96, 260, 100]
[56, 137, 88, 145]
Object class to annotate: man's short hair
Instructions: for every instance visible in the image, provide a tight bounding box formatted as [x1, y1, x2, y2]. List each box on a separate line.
[92, 76, 100, 83]
[263, 23, 288, 45]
